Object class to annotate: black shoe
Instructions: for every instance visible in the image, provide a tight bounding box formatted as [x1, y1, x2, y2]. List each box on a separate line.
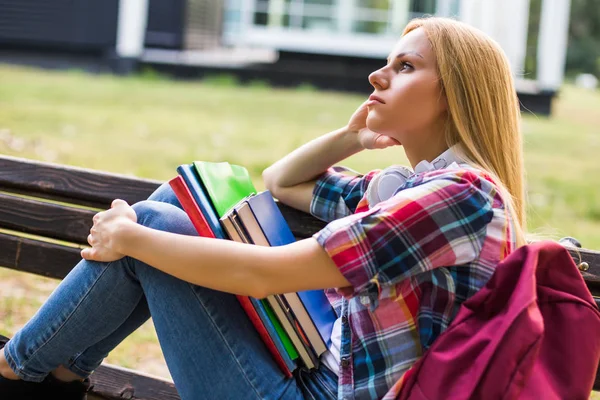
[0, 336, 92, 400]
[0, 336, 39, 400]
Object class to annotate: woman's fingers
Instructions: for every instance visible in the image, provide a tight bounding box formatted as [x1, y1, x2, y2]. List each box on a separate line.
[111, 199, 129, 208]
[81, 247, 95, 260]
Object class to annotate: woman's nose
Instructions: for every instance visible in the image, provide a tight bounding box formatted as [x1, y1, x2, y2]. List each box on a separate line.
[368, 68, 388, 90]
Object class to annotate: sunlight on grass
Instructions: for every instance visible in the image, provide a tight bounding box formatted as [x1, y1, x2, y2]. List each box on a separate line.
[0, 64, 599, 386]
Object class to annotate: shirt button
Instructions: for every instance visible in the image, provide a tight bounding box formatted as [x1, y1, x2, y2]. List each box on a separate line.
[341, 315, 348, 324]
[340, 358, 350, 368]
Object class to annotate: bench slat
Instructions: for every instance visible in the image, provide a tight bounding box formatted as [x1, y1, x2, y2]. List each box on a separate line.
[277, 202, 326, 238]
[567, 248, 600, 296]
[0, 155, 160, 209]
[0, 192, 95, 244]
[0, 233, 81, 279]
[90, 364, 179, 400]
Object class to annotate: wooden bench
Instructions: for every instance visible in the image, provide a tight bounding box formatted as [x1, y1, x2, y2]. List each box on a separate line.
[0, 154, 599, 399]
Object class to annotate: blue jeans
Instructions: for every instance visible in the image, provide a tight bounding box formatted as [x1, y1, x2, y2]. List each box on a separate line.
[3, 183, 338, 400]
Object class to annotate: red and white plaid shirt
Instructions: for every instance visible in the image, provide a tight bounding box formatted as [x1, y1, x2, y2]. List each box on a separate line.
[311, 164, 516, 399]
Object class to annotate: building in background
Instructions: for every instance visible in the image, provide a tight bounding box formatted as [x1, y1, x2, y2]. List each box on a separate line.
[0, 0, 572, 115]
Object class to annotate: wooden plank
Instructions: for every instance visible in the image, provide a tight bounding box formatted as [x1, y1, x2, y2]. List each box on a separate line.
[0, 192, 94, 244]
[0, 155, 161, 209]
[0, 233, 80, 279]
[89, 364, 179, 400]
[569, 248, 600, 296]
[277, 202, 326, 238]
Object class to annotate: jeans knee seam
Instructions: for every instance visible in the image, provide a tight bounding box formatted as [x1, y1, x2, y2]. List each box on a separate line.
[187, 284, 263, 400]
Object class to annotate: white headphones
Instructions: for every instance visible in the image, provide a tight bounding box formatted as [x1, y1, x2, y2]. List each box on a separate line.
[365, 165, 413, 207]
[365, 147, 464, 207]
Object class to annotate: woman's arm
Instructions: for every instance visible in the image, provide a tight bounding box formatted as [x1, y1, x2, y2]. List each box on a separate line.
[262, 126, 364, 213]
[116, 222, 351, 299]
[262, 101, 400, 213]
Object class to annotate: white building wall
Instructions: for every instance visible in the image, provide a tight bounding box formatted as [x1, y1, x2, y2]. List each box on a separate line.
[459, 0, 530, 77]
[537, 0, 572, 91]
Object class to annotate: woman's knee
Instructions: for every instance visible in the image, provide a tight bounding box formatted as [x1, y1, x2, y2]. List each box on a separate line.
[147, 182, 182, 208]
[132, 200, 197, 237]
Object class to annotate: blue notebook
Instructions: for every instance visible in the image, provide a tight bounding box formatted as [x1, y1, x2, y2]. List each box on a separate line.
[246, 191, 337, 347]
[176, 164, 226, 239]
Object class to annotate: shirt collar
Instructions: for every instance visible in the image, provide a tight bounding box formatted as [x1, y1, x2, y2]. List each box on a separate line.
[413, 146, 465, 174]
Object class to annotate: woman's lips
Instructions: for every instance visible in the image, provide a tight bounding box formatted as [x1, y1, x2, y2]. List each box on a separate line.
[367, 95, 385, 106]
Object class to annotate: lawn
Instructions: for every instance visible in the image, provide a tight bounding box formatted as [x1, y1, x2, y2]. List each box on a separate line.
[0, 64, 598, 392]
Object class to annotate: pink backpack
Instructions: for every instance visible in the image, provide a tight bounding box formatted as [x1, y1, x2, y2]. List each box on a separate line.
[389, 241, 600, 400]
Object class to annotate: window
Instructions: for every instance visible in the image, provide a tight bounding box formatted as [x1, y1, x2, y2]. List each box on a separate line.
[225, 0, 439, 38]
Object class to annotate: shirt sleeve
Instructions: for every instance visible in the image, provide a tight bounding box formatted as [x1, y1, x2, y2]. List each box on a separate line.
[313, 170, 495, 307]
[310, 166, 381, 223]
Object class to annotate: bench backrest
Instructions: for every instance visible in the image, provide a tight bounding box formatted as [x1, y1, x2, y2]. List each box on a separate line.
[0, 154, 599, 393]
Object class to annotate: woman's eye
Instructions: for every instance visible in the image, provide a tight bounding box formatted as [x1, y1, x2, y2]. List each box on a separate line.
[398, 62, 413, 72]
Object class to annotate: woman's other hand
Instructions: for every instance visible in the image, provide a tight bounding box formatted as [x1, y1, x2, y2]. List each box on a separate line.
[81, 199, 137, 262]
[347, 100, 401, 150]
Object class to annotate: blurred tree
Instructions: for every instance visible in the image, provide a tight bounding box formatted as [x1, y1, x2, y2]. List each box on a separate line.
[524, 0, 542, 79]
[525, 0, 600, 80]
[566, 0, 600, 78]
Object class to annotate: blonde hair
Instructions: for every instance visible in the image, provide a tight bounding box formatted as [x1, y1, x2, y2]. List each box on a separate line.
[403, 17, 526, 247]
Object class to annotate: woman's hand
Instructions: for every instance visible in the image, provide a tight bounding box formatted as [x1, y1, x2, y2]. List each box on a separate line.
[347, 100, 401, 150]
[81, 199, 137, 262]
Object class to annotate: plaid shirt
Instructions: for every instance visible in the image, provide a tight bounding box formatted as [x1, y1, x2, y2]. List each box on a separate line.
[311, 165, 515, 400]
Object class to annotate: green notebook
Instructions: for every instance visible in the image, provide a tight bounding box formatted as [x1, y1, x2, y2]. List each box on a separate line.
[193, 161, 256, 217]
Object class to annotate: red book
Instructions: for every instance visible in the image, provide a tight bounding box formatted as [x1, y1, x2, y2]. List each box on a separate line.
[169, 175, 214, 238]
[168, 175, 293, 378]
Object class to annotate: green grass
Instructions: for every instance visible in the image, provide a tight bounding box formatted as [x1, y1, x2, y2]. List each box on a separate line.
[0, 64, 599, 388]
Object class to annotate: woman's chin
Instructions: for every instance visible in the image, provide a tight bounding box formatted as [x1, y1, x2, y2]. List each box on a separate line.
[365, 115, 383, 133]
[366, 120, 394, 141]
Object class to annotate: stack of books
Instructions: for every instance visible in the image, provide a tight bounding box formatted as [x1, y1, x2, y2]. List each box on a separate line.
[168, 161, 337, 377]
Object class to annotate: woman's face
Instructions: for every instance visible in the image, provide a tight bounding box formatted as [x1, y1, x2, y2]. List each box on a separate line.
[366, 28, 447, 147]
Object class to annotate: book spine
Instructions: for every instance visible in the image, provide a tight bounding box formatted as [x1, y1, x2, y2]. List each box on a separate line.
[266, 295, 318, 369]
[260, 299, 299, 361]
[283, 293, 327, 355]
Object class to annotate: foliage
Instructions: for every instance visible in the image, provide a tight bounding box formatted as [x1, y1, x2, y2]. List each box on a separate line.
[525, 0, 600, 80]
[567, 0, 600, 78]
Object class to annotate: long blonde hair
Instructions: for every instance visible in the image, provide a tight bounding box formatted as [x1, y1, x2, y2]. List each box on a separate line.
[403, 17, 526, 247]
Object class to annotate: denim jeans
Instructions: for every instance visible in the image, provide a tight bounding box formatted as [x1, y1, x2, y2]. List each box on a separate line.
[3, 183, 338, 400]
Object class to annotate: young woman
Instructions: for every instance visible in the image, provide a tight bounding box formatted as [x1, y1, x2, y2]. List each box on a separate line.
[0, 17, 525, 400]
